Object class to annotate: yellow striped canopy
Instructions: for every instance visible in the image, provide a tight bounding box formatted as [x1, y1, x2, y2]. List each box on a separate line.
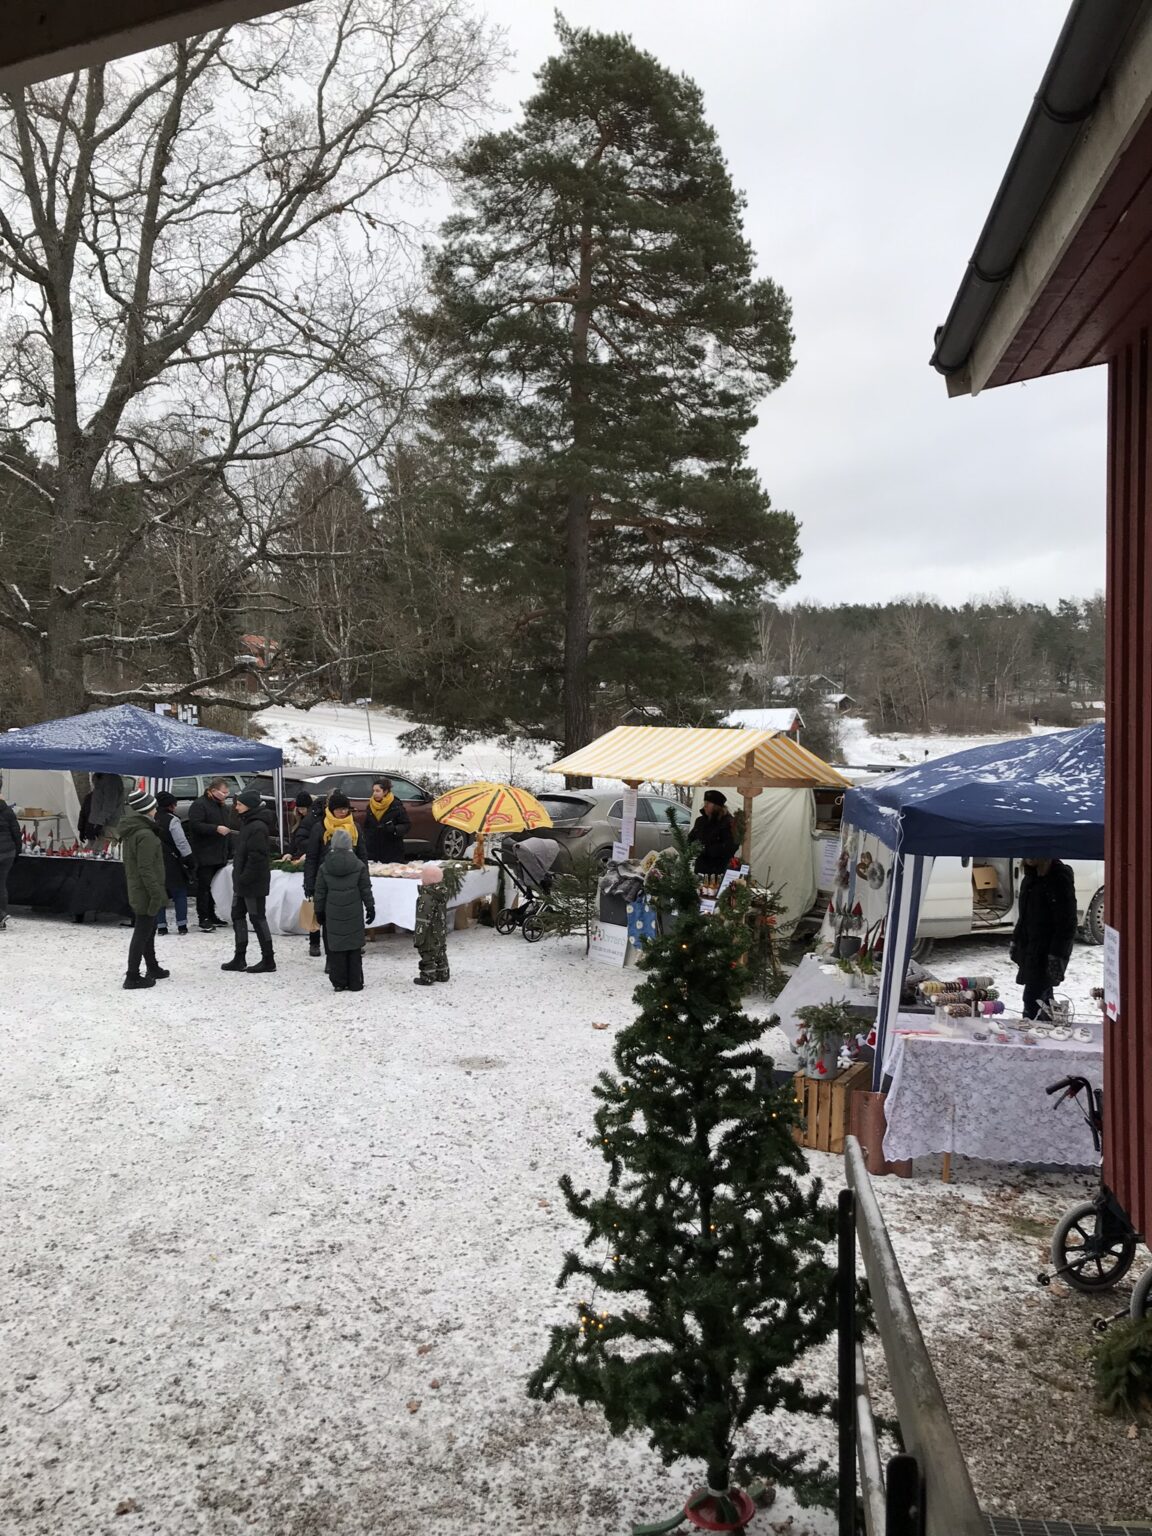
[545, 726, 850, 790]
[431, 781, 554, 835]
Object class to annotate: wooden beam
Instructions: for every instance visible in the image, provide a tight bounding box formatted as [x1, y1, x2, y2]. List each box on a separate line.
[0, 0, 308, 90]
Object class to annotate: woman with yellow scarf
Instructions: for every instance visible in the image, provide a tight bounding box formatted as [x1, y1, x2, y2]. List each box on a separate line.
[360, 778, 412, 863]
[303, 791, 369, 959]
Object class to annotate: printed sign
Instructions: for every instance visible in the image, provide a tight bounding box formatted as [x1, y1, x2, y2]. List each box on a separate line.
[818, 837, 841, 890]
[622, 786, 638, 821]
[611, 841, 630, 864]
[589, 919, 629, 966]
[1104, 923, 1121, 1022]
[717, 863, 750, 899]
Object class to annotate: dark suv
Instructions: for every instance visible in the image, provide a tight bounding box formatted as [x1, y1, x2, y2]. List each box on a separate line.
[242, 769, 469, 859]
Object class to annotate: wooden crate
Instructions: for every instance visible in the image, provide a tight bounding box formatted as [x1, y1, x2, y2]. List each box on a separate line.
[792, 1062, 871, 1154]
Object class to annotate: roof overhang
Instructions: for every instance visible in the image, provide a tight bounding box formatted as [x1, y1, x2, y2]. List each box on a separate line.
[0, 1, 307, 91]
[933, 0, 1152, 397]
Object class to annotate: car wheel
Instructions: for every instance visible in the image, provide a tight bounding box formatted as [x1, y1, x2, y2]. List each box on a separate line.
[595, 845, 614, 867]
[909, 935, 934, 963]
[436, 826, 471, 860]
[1081, 889, 1105, 946]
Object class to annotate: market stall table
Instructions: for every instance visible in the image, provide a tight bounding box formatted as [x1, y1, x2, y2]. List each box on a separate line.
[211, 865, 499, 936]
[882, 1014, 1103, 1168]
[8, 856, 131, 919]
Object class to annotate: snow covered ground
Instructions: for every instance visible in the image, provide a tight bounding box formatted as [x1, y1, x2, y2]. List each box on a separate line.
[3, 905, 1139, 1535]
[837, 714, 1046, 769]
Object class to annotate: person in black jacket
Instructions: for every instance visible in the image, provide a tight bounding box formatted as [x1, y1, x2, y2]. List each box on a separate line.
[288, 792, 317, 858]
[1010, 857, 1079, 1020]
[154, 791, 196, 936]
[221, 788, 277, 975]
[186, 778, 235, 930]
[689, 790, 739, 877]
[361, 778, 411, 863]
[304, 791, 368, 960]
[0, 776, 22, 931]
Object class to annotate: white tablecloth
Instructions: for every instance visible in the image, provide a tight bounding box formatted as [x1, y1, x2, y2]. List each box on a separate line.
[211, 865, 498, 935]
[883, 1014, 1103, 1166]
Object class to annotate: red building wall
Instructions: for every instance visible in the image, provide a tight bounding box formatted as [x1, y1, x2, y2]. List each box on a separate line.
[1105, 330, 1152, 1239]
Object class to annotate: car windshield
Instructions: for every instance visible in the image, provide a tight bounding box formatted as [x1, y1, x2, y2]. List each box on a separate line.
[538, 795, 594, 822]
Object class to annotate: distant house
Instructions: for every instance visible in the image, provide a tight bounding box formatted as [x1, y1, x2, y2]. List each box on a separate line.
[768, 677, 856, 714]
[619, 704, 665, 727]
[826, 692, 857, 715]
[723, 707, 803, 738]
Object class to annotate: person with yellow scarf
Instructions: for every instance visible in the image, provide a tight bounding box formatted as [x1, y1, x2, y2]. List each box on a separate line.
[303, 790, 369, 959]
[360, 778, 412, 863]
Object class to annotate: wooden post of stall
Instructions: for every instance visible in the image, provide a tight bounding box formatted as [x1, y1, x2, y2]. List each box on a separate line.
[735, 750, 762, 870]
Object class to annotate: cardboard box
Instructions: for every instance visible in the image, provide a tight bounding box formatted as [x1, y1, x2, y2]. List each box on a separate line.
[972, 866, 999, 905]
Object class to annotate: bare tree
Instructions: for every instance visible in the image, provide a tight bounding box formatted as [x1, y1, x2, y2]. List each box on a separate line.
[0, 0, 499, 717]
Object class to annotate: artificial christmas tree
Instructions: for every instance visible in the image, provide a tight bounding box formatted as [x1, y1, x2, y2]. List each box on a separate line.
[529, 828, 840, 1531]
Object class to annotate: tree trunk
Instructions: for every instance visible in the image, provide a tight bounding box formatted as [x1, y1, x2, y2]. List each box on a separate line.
[563, 212, 594, 784]
[43, 480, 90, 717]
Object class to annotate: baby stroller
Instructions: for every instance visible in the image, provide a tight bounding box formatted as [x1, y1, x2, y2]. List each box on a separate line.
[490, 836, 561, 943]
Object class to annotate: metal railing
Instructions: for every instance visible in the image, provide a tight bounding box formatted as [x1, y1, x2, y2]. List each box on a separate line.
[839, 1135, 985, 1536]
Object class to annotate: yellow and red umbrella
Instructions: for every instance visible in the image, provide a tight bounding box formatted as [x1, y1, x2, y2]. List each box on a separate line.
[431, 781, 553, 866]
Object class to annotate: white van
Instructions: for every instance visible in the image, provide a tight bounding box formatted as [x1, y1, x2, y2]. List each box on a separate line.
[839, 827, 1105, 957]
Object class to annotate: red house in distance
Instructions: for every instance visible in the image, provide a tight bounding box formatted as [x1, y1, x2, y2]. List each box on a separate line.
[933, 0, 1152, 1240]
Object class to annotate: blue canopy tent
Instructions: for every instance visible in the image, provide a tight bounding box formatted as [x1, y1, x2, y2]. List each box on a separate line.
[842, 724, 1104, 1088]
[0, 704, 286, 842]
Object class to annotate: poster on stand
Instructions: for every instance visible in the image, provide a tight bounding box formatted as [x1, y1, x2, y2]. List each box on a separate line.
[1104, 924, 1121, 1021]
[589, 919, 629, 966]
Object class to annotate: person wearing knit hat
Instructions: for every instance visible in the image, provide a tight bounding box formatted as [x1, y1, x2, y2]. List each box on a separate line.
[689, 788, 739, 877]
[118, 788, 170, 989]
[154, 790, 195, 937]
[221, 788, 278, 975]
[303, 789, 368, 961]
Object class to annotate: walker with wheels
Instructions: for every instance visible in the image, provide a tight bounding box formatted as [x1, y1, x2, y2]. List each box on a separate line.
[1037, 1074, 1152, 1325]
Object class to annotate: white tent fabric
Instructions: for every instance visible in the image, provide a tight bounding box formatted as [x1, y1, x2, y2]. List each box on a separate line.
[871, 851, 934, 1086]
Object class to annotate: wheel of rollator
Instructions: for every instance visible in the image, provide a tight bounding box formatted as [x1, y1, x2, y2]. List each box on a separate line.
[522, 912, 544, 943]
[495, 907, 518, 936]
[1051, 1200, 1138, 1293]
[1130, 1265, 1152, 1321]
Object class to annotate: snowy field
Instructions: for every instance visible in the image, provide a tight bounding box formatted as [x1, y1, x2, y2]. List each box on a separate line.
[837, 714, 1051, 769]
[4, 904, 1145, 1535]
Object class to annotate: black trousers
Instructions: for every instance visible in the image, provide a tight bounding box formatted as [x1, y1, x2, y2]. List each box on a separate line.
[196, 863, 224, 923]
[327, 949, 364, 991]
[0, 851, 13, 920]
[127, 911, 159, 976]
[1023, 983, 1054, 1020]
[231, 891, 272, 953]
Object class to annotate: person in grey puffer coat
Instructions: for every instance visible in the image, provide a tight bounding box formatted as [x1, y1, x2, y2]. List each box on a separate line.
[314, 828, 375, 992]
[0, 777, 22, 930]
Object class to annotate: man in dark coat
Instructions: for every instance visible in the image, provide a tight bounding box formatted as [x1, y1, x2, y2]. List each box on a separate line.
[222, 788, 277, 974]
[154, 791, 196, 936]
[186, 778, 235, 930]
[689, 790, 739, 877]
[118, 788, 170, 990]
[0, 775, 22, 931]
[1010, 857, 1079, 1020]
[361, 778, 412, 863]
[314, 827, 375, 991]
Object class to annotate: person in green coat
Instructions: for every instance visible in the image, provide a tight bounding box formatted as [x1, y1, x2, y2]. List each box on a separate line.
[118, 788, 170, 991]
[314, 828, 375, 992]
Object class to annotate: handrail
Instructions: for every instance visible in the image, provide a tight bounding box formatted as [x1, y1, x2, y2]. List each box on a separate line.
[843, 1136, 985, 1536]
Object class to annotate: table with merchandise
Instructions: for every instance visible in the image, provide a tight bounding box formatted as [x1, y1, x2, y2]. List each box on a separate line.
[882, 1012, 1104, 1168]
[7, 852, 131, 918]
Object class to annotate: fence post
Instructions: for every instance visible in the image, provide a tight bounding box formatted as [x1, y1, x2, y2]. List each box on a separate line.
[884, 1453, 923, 1536]
[838, 1186, 857, 1536]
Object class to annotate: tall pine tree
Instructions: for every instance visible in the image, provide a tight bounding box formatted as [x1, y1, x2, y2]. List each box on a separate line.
[528, 829, 838, 1525]
[415, 20, 799, 759]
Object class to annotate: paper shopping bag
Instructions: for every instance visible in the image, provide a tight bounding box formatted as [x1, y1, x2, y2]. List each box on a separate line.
[298, 897, 318, 933]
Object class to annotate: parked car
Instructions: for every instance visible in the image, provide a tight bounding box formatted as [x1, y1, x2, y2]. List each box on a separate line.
[242, 769, 469, 859]
[169, 772, 249, 819]
[528, 790, 693, 868]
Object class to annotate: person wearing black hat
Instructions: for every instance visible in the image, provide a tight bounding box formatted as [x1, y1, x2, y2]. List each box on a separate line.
[154, 791, 196, 936]
[118, 788, 170, 990]
[288, 791, 318, 858]
[689, 790, 739, 877]
[222, 788, 278, 974]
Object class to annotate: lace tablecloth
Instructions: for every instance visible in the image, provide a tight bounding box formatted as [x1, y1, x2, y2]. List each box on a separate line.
[212, 866, 498, 935]
[883, 1016, 1103, 1166]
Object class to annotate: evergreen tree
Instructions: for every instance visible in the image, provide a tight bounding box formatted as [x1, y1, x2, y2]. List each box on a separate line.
[528, 828, 838, 1521]
[415, 19, 799, 760]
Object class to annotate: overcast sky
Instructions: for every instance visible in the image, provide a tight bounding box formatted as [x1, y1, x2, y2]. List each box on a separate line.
[477, 0, 1106, 608]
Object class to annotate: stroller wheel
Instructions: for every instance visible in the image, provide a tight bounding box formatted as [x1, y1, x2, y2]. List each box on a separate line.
[1131, 1265, 1152, 1320]
[522, 912, 545, 943]
[495, 907, 519, 936]
[1050, 1200, 1138, 1293]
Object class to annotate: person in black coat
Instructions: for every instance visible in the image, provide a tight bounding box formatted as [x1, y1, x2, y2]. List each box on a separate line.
[186, 778, 236, 930]
[304, 791, 368, 960]
[0, 776, 22, 931]
[221, 789, 277, 975]
[154, 791, 197, 936]
[360, 778, 412, 863]
[1010, 857, 1079, 1020]
[689, 789, 739, 877]
[288, 791, 317, 858]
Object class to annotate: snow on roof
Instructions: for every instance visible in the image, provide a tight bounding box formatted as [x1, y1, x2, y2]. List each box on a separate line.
[722, 707, 803, 732]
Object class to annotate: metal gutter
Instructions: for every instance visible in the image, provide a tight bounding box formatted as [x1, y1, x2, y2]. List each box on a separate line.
[929, 0, 1151, 379]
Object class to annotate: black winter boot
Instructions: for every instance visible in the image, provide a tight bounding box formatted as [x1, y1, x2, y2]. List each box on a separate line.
[221, 950, 248, 972]
[123, 973, 156, 990]
[247, 941, 276, 974]
[146, 964, 171, 980]
[308, 932, 322, 958]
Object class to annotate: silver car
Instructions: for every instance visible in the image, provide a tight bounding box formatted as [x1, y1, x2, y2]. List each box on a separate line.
[534, 790, 692, 867]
